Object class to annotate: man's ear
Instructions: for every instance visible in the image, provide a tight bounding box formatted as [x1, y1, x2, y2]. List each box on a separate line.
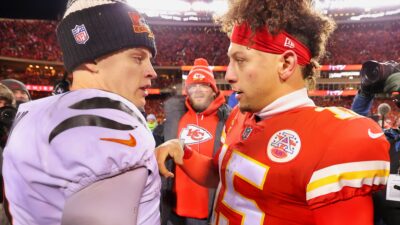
[82, 61, 99, 73]
[278, 50, 297, 81]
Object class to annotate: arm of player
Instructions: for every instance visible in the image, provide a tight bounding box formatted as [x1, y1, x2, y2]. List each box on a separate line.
[155, 139, 219, 188]
[61, 167, 148, 225]
[179, 146, 220, 188]
[313, 195, 373, 225]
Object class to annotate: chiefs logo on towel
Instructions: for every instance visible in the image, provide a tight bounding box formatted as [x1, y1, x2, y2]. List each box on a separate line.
[179, 124, 213, 145]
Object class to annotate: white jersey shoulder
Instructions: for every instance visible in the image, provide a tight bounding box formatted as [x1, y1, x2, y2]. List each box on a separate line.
[2, 89, 160, 225]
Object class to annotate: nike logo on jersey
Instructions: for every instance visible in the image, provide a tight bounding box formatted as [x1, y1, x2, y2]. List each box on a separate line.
[368, 129, 384, 139]
[100, 133, 137, 147]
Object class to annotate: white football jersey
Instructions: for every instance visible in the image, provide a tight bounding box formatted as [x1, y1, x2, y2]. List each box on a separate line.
[2, 89, 161, 225]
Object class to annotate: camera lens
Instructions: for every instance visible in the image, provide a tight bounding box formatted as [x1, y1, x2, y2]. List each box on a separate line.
[362, 61, 380, 83]
[0, 106, 17, 126]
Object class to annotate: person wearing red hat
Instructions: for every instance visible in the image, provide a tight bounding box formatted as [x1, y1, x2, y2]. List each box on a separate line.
[156, 1, 390, 225]
[160, 58, 230, 225]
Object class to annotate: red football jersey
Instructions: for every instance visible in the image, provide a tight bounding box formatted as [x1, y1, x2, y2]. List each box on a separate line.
[212, 106, 390, 225]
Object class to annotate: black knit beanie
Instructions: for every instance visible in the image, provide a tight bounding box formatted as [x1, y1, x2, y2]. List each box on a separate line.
[57, 0, 157, 73]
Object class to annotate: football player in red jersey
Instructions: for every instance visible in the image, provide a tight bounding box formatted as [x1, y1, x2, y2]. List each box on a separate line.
[156, 1, 390, 225]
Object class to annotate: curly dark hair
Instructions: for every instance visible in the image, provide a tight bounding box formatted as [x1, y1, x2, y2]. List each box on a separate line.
[216, 0, 336, 79]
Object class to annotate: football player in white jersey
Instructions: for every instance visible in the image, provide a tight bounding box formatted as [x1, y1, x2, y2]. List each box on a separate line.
[2, 1, 161, 225]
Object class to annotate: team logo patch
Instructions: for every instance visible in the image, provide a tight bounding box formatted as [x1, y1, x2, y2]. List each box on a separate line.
[192, 73, 205, 81]
[128, 12, 154, 38]
[267, 129, 301, 163]
[71, 24, 90, 44]
[242, 126, 253, 140]
[179, 124, 212, 145]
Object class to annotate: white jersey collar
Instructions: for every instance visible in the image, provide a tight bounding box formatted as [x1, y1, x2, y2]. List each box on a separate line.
[255, 88, 315, 120]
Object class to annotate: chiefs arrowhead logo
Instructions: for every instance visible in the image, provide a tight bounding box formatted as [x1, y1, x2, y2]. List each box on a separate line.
[179, 124, 213, 145]
[192, 73, 206, 80]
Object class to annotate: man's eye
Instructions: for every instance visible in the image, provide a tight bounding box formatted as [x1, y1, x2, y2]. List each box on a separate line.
[133, 57, 143, 64]
[236, 58, 245, 63]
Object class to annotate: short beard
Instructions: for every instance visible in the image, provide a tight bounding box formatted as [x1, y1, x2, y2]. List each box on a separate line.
[191, 102, 209, 112]
[188, 93, 215, 113]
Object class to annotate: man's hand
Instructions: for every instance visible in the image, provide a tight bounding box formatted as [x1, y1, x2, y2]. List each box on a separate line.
[155, 139, 184, 178]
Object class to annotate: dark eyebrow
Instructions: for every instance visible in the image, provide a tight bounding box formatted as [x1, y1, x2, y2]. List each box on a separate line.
[228, 51, 243, 59]
[130, 48, 153, 59]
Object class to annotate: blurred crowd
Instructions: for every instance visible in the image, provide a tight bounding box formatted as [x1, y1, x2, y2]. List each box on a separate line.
[1, 19, 399, 65]
[321, 21, 400, 64]
[0, 19, 60, 61]
[1, 18, 400, 123]
[152, 25, 230, 66]
[313, 96, 399, 128]
[144, 97, 168, 122]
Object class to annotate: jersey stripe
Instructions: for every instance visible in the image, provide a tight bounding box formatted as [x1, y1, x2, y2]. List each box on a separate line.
[218, 144, 228, 173]
[69, 96, 146, 126]
[220, 128, 226, 144]
[307, 176, 387, 201]
[306, 160, 389, 200]
[49, 115, 135, 143]
[308, 160, 389, 183]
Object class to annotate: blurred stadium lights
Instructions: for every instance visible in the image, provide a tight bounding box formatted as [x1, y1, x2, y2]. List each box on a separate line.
[128, 0, 228, 17]
[315, 0, 400, 11]
[350, 8, 400, 20]
[128, 0, 399, 20]
[128, 0, 191, 17]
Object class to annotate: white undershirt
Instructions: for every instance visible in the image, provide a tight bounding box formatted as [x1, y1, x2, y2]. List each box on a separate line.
[255, 88, 315, 120]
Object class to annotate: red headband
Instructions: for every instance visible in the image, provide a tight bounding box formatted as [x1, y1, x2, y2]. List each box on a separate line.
[231, 22, 312, 66]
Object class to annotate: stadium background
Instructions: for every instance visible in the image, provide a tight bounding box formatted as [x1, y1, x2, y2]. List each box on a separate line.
[0, 0, 399, 126]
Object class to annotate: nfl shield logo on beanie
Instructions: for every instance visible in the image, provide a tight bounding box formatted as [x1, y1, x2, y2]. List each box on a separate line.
[57, 0, 157, 73]
[71, 24, 89, 44]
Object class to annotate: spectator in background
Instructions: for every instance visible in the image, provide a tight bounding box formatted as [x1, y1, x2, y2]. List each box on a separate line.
[147, 113, 165, 147]
[2, 1, 160, 225]
[0, 83, 16, 148]
[52, 72, 71, 95]
[0, 83, 16, 109]
[147, 113, 158, 132]
[0, 78, 31, 107]
[156, 1, 390, 224]
[153, 119, 165, 147]
[0, 83, 15, 225]
[161, 58, 230, 225]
